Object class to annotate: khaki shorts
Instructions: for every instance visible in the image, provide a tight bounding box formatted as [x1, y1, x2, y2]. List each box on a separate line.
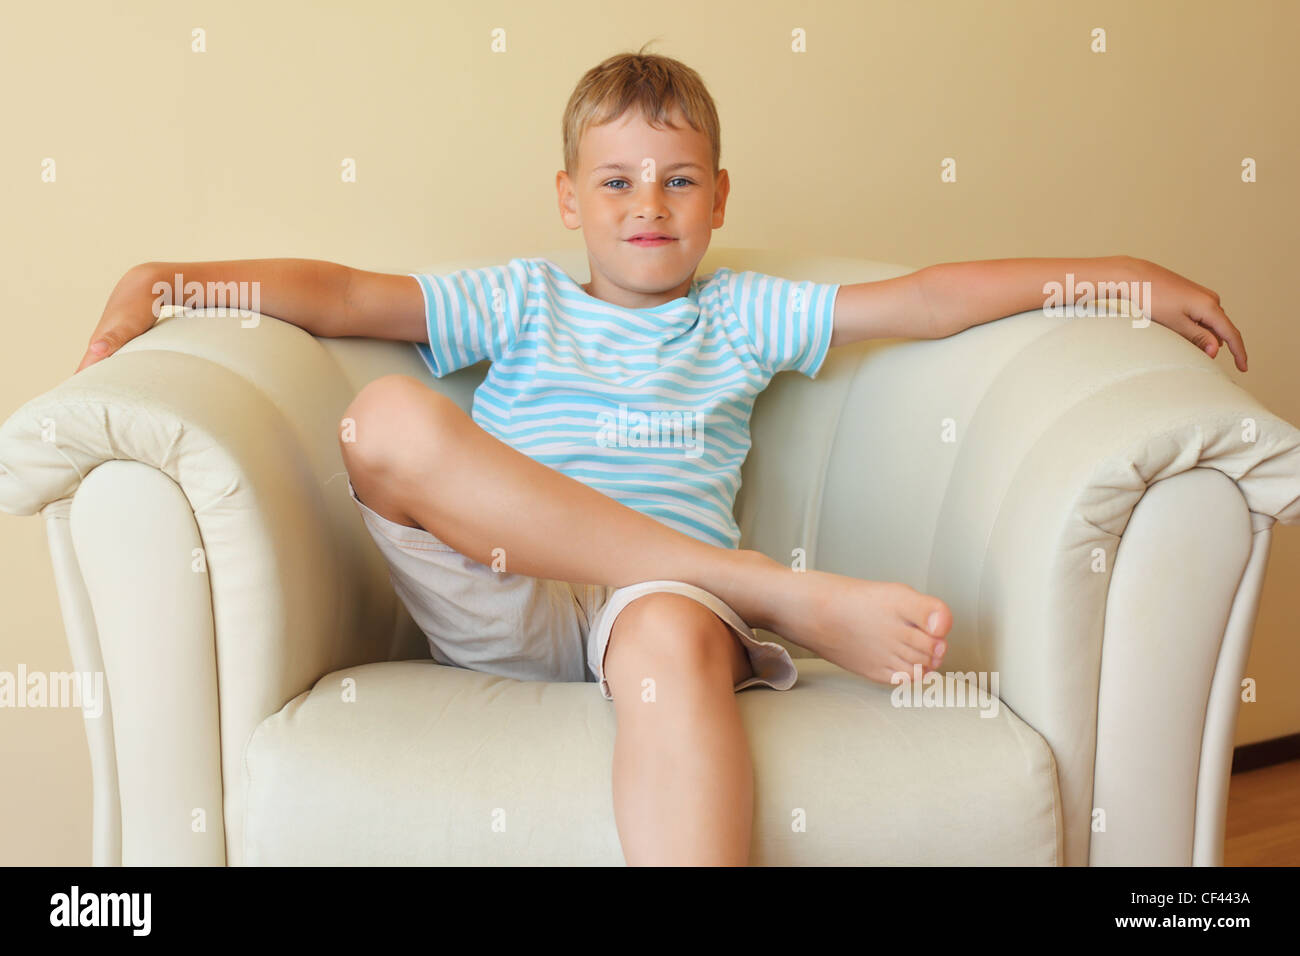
[348, 480, 798, 701]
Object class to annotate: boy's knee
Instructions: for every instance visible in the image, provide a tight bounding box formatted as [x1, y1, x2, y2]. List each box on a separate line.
[606, 593, 746, 684]
[339, 374, 459, 476]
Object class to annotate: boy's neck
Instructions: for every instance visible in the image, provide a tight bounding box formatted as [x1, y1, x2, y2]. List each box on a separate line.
[582, 263, 697, 310]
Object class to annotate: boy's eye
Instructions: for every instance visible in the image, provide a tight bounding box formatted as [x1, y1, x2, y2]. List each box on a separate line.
[603, 177, 694, 190]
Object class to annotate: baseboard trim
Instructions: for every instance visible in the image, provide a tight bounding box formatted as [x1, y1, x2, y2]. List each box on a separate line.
[1232, 733, 1300, 773]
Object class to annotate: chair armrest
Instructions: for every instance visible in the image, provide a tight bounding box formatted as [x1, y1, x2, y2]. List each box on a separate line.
[0, 310, 428, 862]
[806, 303, 1300, 864]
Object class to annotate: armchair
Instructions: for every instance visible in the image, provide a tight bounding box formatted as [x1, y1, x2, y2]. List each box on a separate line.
[3, 247, 1298, 865]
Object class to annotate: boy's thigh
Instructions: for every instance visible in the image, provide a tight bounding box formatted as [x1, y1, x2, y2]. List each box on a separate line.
[348, 478, 590, 684]
[602, 591, 753, 693]
[347, 473, 423, 531]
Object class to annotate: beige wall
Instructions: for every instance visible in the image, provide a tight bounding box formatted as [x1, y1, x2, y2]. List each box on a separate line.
[2, 0, 1297, 864]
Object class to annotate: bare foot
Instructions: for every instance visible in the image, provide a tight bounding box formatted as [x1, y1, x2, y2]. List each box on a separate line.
[764, 568, 952, 685]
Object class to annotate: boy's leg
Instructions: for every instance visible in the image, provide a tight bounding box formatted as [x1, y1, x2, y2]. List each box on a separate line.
[340, 375, 954, 683]
[601, 592, 756, 866]
[343, 375, 766, 599]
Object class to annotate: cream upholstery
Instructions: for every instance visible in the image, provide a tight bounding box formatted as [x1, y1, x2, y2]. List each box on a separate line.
[3, 246, 1298, 865]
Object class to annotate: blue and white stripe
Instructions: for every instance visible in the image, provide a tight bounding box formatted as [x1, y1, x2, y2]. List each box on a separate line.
[410, 257, 838, 549]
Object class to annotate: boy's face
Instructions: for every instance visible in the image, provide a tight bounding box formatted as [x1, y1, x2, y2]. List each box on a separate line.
[556, 108, 729, 310]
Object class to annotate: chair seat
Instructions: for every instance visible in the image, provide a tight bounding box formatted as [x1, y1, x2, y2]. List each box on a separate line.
[242, 657, 1062, 865]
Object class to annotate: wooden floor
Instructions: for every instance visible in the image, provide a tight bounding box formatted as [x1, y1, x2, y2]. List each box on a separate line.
[1224, 759, 1300, 865]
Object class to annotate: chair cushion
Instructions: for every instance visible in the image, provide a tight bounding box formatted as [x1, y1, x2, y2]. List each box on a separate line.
[242, 657, 1061, 865]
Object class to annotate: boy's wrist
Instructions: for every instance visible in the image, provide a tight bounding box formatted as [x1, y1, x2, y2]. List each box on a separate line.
[121, 263, 171, 319]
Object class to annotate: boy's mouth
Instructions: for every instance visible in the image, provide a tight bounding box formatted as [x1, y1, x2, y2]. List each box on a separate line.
[626, 234, 676, 247]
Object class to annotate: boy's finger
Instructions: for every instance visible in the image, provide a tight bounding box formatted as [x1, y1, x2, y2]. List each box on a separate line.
[1183, 306, 1239, 368]
[75, 336, 114, 374]
[1209, 305, 1248, 371]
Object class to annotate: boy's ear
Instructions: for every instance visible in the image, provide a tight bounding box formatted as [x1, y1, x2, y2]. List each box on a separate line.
[711, 168, 730, 228]
[556, 170, 582, 231]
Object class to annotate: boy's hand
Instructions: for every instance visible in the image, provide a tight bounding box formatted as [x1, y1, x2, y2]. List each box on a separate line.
[1127, 256, 1248, 372]
[76, 263, 162, 374]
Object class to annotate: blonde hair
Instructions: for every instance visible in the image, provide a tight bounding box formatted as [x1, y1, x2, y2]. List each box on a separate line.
[561, 43, 721, 178]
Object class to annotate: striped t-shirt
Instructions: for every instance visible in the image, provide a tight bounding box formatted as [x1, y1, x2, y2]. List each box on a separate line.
[410, 257, 839, 549]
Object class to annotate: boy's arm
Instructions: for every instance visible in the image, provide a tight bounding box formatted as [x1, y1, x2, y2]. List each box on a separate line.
[918, 254, 1138, 339]
[828, 269, 932, 347]
[78, 259, 427, 372]
[337, 268, 426, 342]
[827, 257, 1136, 347]
[829, 255, 1247, 372]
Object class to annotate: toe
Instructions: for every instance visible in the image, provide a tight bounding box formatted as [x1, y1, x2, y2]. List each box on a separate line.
[896, 642, 932, 670]
[931, 638, 947, 665]
[923, 604, 952, 638]
[888, 658, 927, 683]
[895, 586, 952, 639]
[900, 625, 943, 662]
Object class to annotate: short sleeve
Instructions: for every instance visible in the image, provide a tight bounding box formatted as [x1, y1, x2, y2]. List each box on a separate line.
[718, 269, 839, 379]
[409, 258, 530, 377]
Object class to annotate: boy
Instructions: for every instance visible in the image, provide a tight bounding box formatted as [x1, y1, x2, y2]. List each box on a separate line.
[77, 50, 1247, 866]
